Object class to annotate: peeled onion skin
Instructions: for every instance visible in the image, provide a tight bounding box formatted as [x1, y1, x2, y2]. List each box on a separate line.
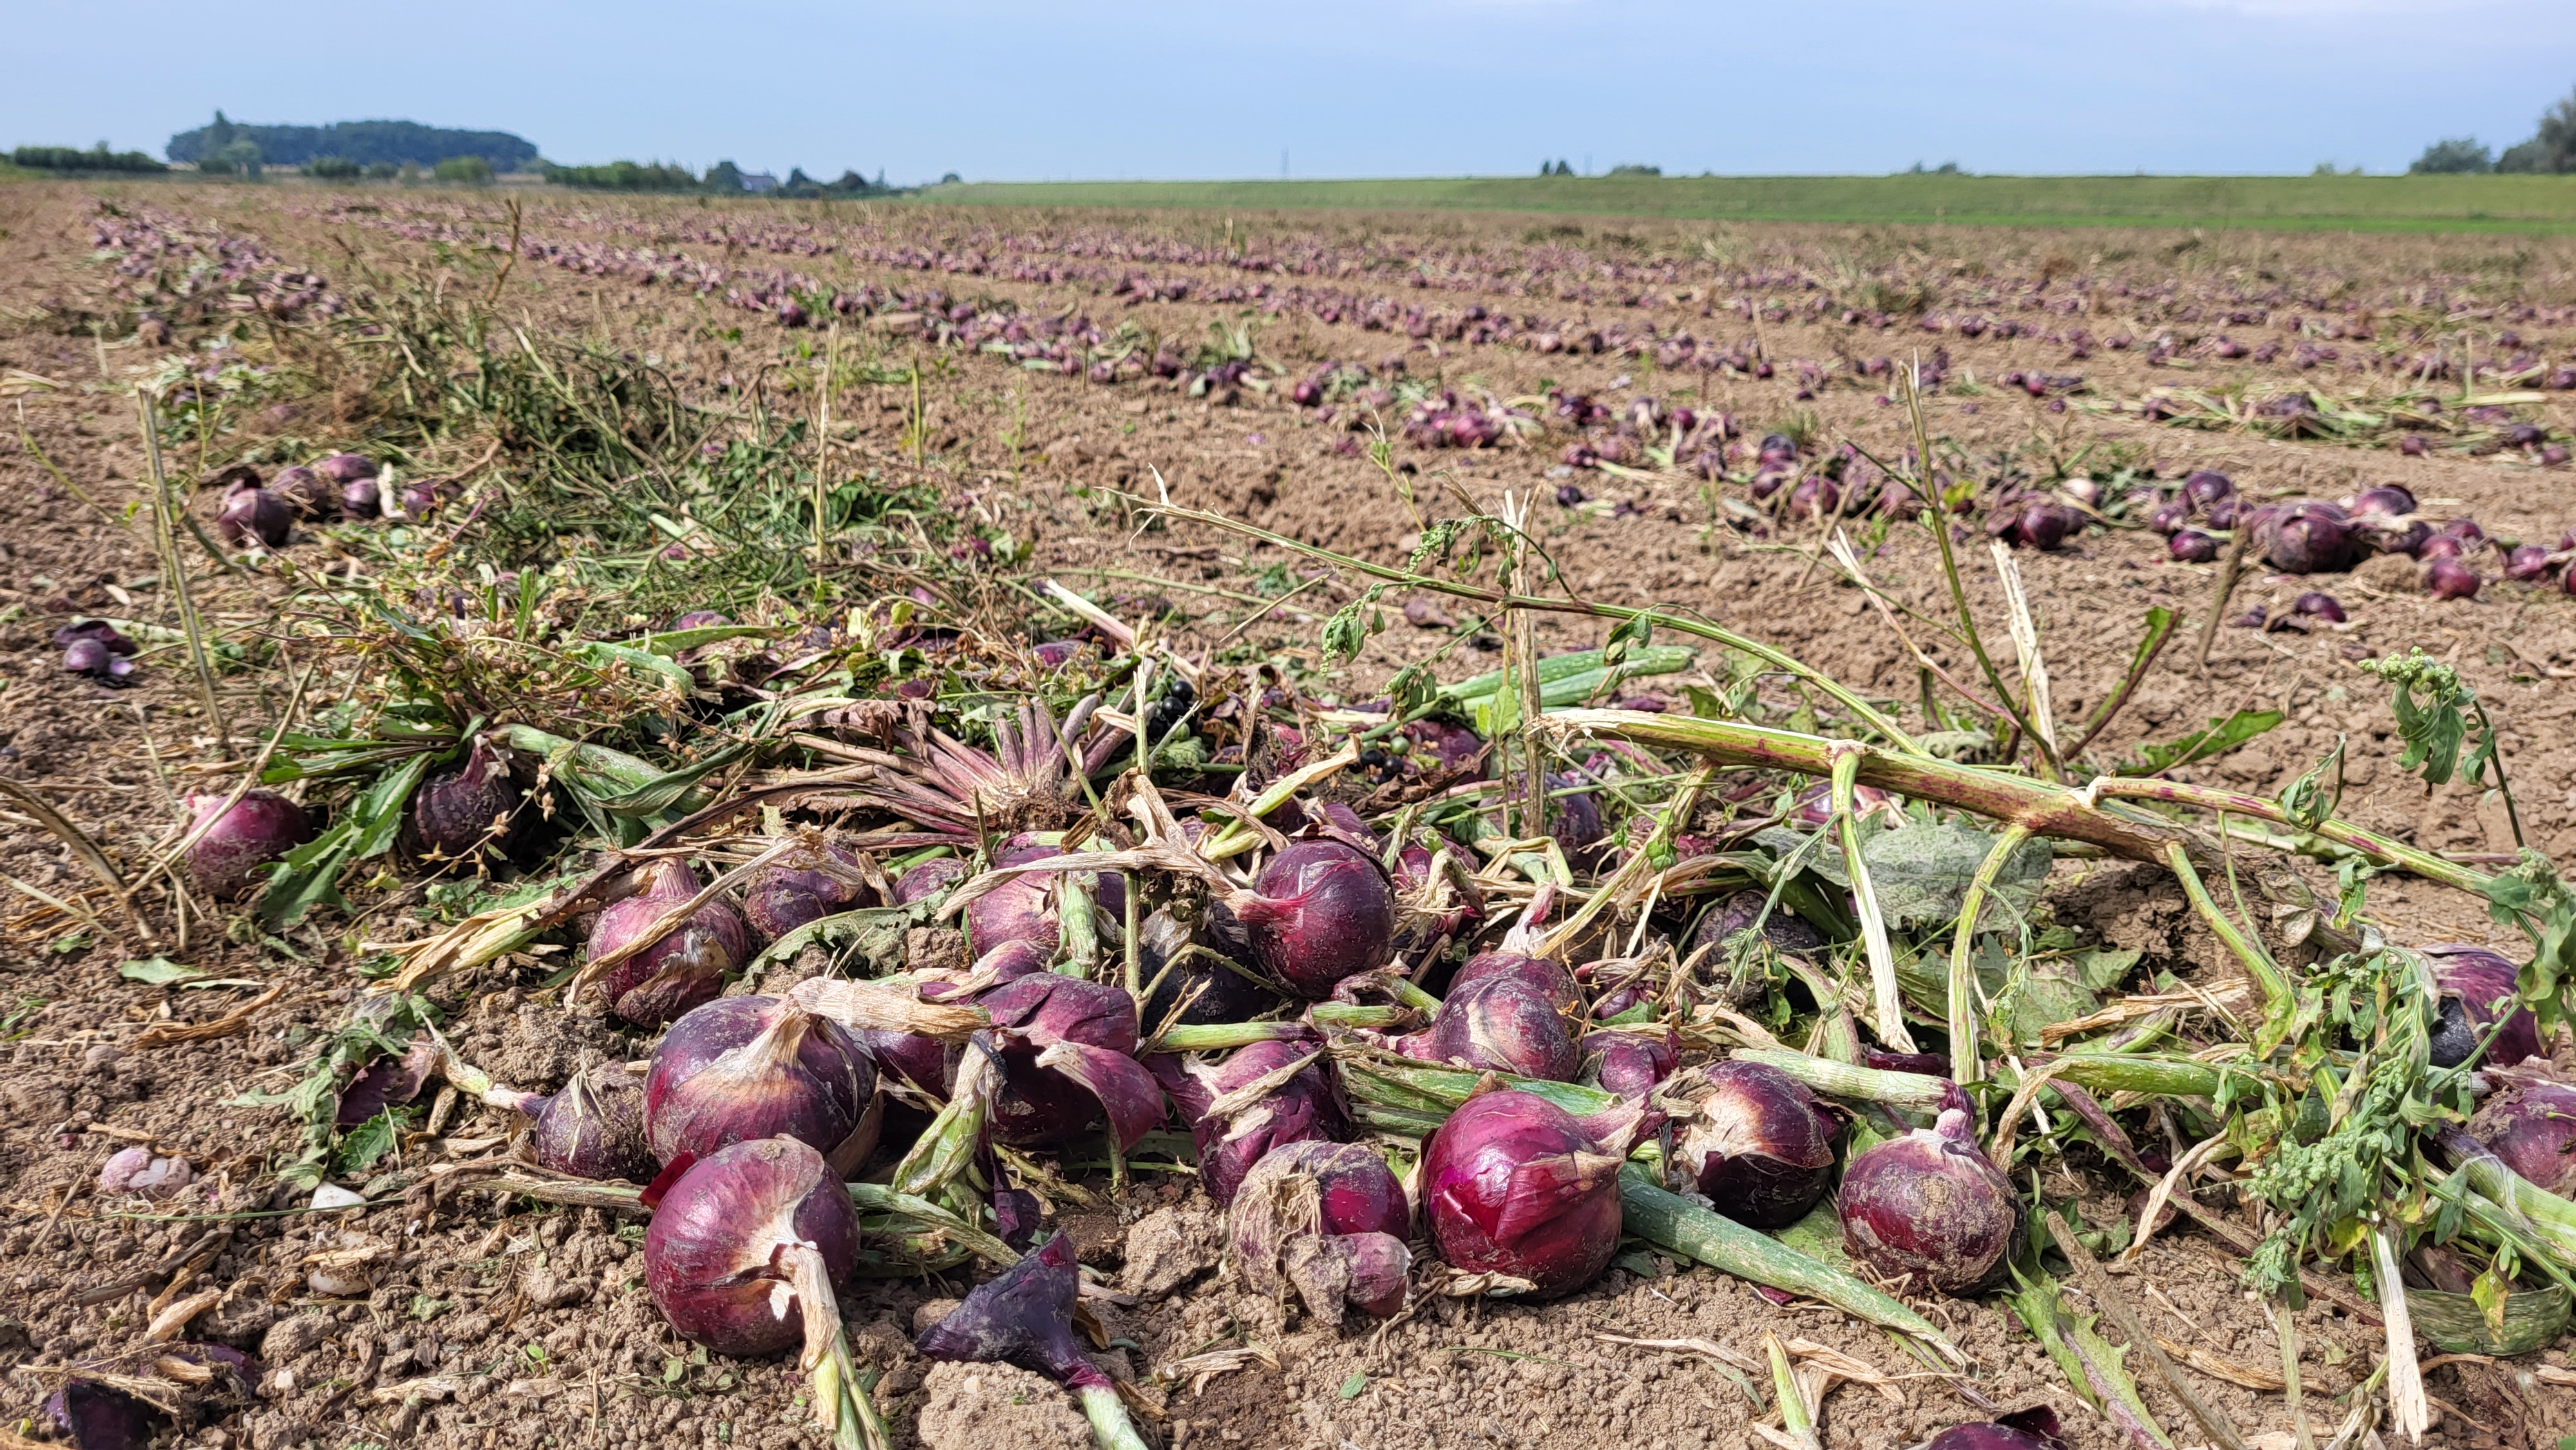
[1231, 839, 1398, 998]
[1674, 1060, 1837, 1229]
[916, 1230, 1153, 1450]
[1227, 1140, 1414, 1324]
[590, 874, 752, 1028]
[1422, 1091, 1654, 1299]
[643, 1137, 860, 1359]
[644, 996, 882, 1176]
[1839, 1108, 2021, 1297]
[182, 789, 312, 899]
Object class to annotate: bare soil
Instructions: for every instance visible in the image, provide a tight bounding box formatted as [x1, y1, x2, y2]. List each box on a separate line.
[5, 180, 2576, 1450]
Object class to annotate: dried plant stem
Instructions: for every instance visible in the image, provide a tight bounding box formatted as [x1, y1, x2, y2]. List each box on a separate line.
[0, 778, 155, 945]
[2045, 1207, 2251, 1450]
[2275, 1295, 2316, 1450]
[1947, 820, 2033, 1084]
[136, 393, 227, 744]
[1987, 540, 2058, 758]
[1505, 491, 1546, 840]
[1830, 744, 1915, 1053]
[2367, 1223, 2429, 1444]
[2195, 524, 2253, 668]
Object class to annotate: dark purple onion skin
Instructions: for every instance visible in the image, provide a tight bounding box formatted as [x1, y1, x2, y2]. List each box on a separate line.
[271, 466, 338, 520]
[412, 735, 520, 858]
[965, 835, 1059, 956]
[1140, 905, 1282, 1029]
[1839, 1109, 2020, 1296]
[1180, 1036, 1350, 1207]
[2506, 544, 2555, 582]
[1677, 1060, 1837, 1228]
[2424, 944, 2541, 1068]
[1917, 1409, 2069, 1450]
[1581, 1030, 1677, 1099]
[182, 789, 311, 899]
[216, 487, 292, 548]
[1421, 1091, 1649, 1299]
[1396, 973, 1580, 1080]
[341, 476, 381, 518]
[2427, 557, 2481, 599]
[591, 879, 751, 1028]
[643, 1136, 861, 1358]
[2467, 1078, 2576, 1193]
[529, 1071, 657, 1181]
[1233, 839, 1397, 997]
[2349, 485, 2415, 518]
[1226, 1139, 1414, 1320]
[893, 855, 969, 904]
[2293, 591, 2347, 622]
[2168, 529, 2220, 564]
[643, 996, 880, 1174]
[1690, 890, 1826, 959]
[1239, 1138, 1410, 1240]
[2265, 505, 2358, 575]
[317, 453, 379, 484]
[916, 1232, 1110, 1391]
[2183, 469, 2234, 507]
[741, 840, 880, 945]
[44, 1378, 159, 1450]
[974, 974, 1157, 1148]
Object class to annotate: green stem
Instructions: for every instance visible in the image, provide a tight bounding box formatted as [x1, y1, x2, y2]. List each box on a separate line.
[1133, 495, 1922, 751]
[1947, 822, 2033, 1084]
[1831, 746, 1915, 1053]
[2160, 841, 2294, 1042]
[1617, 1165, 1963, 1362]
[1151, 1021, 1307, 1052]
[844, 1182, 1018, 1266]
[1727, 1048, 1955, 1109]
[1074, 1382, 1152, 1450]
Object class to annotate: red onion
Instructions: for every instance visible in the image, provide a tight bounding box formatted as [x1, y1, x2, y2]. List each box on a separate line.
[62, 636, 137, 681]
[2146, 498, 2192, 536]
[1139, 907, 1280, 1028]
[1674, 1060, 1839, 1228]
[2426, 556, 2481, 599]
[526, 1070, 656, 1180]
[1690, 890, 1825, 959]
[1392, 972, 1579, 1080]
[2506, 544, 2557, 582]
[1231, 838, 1397, 997]
[2182, 469, 2234, 507]
[2167, 529, 2219, 563]
[1580, 1028, 1677, 1099]
[2467, 1075, 2576, 1193]
[317, 452, 378, 484]
[1449, 949, 1582, 1013]
[2264, 502, 2357, 575]
[215, 486, 292, 548]
[2294, 590, 2346, 622]
[2349, 484, 2414, 518]
[643, 1136, 860, 1357]
[977, 974, 1163, 1150]
[894, 855, 969, 903]
[1913, 1408, 2068, 1450]
[270, 465, 337, 520]
[97, 1146, 193, 1198]
[181, 789, 310, 899]
[917, 1232, 1147, 1447]
[412, 734, 520, 858]
[589, 861, 750, 1026]
[742, 838, 880, 944]
[1166, 1034, 1348, 1207]
[645, 995, 882, 1174]
[1839, 1107, 2020, 1295]
[1422, 1091, 1652, 1299]
[965, 834, 1060, 955]
[2424, 943, 2541, 1068]
[341, 475, 381, 519]
[1227, 1140, 1412, 1323]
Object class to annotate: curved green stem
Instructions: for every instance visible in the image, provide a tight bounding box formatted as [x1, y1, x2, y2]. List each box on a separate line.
[1948, 821, 2034, 1085]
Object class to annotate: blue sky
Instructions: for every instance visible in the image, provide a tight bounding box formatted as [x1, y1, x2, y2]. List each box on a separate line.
[5, 0, 2571, 182]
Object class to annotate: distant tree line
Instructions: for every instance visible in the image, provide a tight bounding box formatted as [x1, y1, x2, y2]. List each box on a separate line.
[543, 158, 900, 196]
[11, 143, 166, 173]
[2410, 84, 2576, 173]
[167, 113, 538, 171]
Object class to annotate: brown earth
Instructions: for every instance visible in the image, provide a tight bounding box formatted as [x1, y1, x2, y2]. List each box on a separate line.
[5, 179, 2576, 1450]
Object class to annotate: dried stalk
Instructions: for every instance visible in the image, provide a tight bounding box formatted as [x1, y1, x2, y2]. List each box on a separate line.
[0, 778, 154, 945]
[136, 392, 227, 744]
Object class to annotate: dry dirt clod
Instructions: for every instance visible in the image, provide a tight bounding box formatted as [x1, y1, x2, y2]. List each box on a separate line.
[915, 1361, 1094, 1450]
[1118, 1203, 1223, 1301]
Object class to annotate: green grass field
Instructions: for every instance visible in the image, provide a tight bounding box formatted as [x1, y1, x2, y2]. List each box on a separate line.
[920, 173, 2576, 233]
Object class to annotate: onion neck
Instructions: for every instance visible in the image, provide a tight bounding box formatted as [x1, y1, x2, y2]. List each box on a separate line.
[1074, 1382, 1150, 1450]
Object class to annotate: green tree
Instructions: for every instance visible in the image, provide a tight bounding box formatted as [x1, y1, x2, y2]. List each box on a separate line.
[2409, 137, 2492, 173]
[307, 155, 361, 179]
[432, 155, 493, 184]
[703, 160, 745, 193]
[2497, 84, 2576, 173]
[365, 162, 399, 180]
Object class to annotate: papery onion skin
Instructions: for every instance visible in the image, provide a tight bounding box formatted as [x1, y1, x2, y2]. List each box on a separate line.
[1839, 1109, 2020, 1296]
[1450, 949, 1582, 1014]
[1176, 1035, 1349, 1207]
[1394, 972, 1580, 1081]
[644, 995, 881, 1174]
[529, 1070, 657, 1182]
[591, 871, 751, 1028]
[916, 1232, 1107, 1389]
[1232, 838, 1398, 997]
[412, 735, 521, 858]
[1580, 1030, 1678, 1100]
[741, 839, 880, 945]
[1690, 890, 1826, 960]
[271, 466, 338, 520]
[1674, 1060, 1837, 1229]
[182, 789, 312, 899]
[2467, 1077, 2576, 1194]
[1422, 1091, 1649, 1299]
[974, 974, 1160, 1149]
[1227, 1139, 1413, 1322]
[893, 856, 968, 905]
[964, 835, 1059, 956]
[643, 1136, 860, 1357]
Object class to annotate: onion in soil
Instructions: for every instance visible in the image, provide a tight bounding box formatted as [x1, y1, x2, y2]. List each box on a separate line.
[1231, 838, 1397, 997]
[589, 861, 751, 1026]
[1839, 1107, 2020, 1296]
[215, 486, 292, 548]
[1673, 1060, 1839, 1228]
[1165, 1034, 1348, 1207]
[741, 838, 880, 944]
[643, 1136, 860, 1359]
[645, 995, 882, 1174]
[976, 974, 1164, 1151]
[412, 735, 521, 858]
[965, 834, 1060, 954]
[1390, 971, 1580, 1080]
[181, 789, 311, 899]
[1422, 1090, 1653, 1299]
[1227, 1140, 1412, 1323]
